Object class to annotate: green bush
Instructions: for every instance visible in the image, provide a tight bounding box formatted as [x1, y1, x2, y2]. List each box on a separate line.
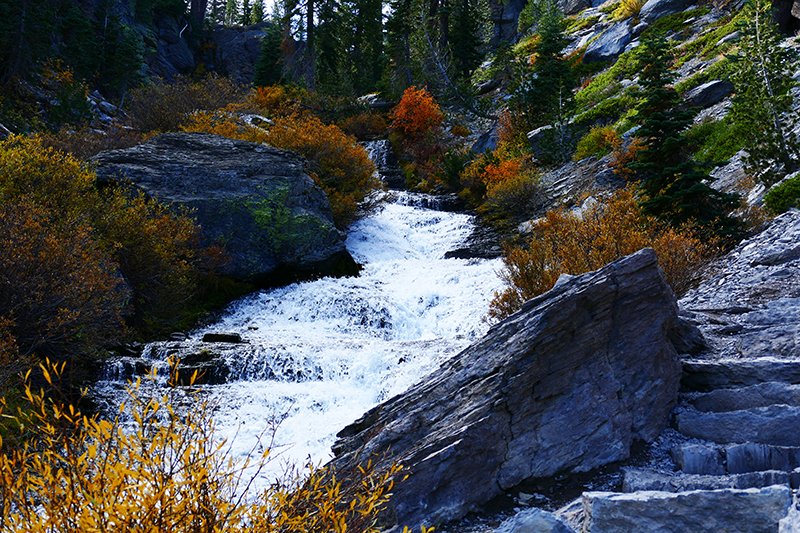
[688, 117, 746, 163]
[764, 174, 800, 213]
[574, 125, 619, 160]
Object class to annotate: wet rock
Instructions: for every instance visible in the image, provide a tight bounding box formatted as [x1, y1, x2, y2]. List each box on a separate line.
[92, 133, 358, 286]
[583, 485, 792, 533]
[362, 140, 405, 189]
[495, 508, 576, 533]
[202, 332, 244, 343]
[332, 249, 685, 530]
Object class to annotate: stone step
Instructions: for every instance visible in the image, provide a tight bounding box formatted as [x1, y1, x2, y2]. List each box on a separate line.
[622, 468, 795, 493]
[582, 485, 792, 533]
[672, 442, 800, 475]
[675, 404, 800, 446]
[682, 381, 800, 412]
[681, 359, 800, 392]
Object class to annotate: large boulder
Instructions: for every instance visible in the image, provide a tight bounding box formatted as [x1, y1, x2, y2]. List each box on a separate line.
[640, 0, 694, 23]
[211, 23, 271, 85]
[583, 21, 633, 63]
[331, 249, 687, 530]
[91, 132, 358, 285]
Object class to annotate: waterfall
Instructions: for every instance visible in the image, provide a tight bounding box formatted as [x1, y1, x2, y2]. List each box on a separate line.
[95, 193, 504, 482]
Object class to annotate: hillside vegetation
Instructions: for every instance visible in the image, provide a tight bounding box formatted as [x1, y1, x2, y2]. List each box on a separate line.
[1, 0, 799, 528]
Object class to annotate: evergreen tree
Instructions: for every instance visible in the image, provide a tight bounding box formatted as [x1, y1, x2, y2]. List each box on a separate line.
[450, 0, 484, 79]
[347, 0, 385, 94]
[383, 0, 414, 90]
[251, 0, 265, 23]
[315, 0, 345, 92]
[240, 0, 252, 25]
[224, 0, 239, 25]
[630, 34, 740, 237]
[729, 0, 800, 186]
[508, 0, 575, 160]
[253, 22, 285, 86]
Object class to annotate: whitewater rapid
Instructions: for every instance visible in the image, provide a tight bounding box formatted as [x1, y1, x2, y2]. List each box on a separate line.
[98, 193, 504, 480]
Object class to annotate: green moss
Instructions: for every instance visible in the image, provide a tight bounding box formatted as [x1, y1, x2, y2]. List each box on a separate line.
[575, 91, 639, 125]
[764, 174, 800, 213]
[675, 56, 735, 94]
[640, 6, 708, 41]
[566, 14, 600, 33]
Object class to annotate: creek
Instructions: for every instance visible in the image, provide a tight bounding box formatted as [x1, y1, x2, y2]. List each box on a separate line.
[95, 192, 504, 482]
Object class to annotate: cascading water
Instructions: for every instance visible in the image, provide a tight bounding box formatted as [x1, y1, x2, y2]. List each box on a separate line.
[95, 192, 504, 481]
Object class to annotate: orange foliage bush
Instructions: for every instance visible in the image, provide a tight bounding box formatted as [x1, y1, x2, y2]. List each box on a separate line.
[338, 112, 388, 141]
[489, 186, 715, 319]
[609, 134, 646, 180]
[0, 135, 217, 343]
[127, 75, 245, 133]
[38, 126, 150, 160]
[389, 86, 443, 140]
[0, 200, 128, 360]
[264, 113, 382, 228]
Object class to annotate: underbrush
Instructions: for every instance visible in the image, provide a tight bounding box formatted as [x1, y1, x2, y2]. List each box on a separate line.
[0, 361, 407, 533]
[489, 186, 717, 320]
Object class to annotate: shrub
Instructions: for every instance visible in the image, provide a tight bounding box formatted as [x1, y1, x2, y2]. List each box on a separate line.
[488, 186, 715, 320]
[38, 126, 150, 160]
[608, 134, 645, 180]
[574, 125, 619, 160]
[264, 113, 383, 228]
[389, 86, 443, 140]
[127, 75, 246, 133]
[764, 174, 800, 213]
[338, 112, 388, 141]
[182, 108, 383, 229]
[0, 135, 217, 341]
[482, 171, 544, 222]
[0, 362, 406, 533]
[611, 0, 645, 21]
[0, 200, 127, 361]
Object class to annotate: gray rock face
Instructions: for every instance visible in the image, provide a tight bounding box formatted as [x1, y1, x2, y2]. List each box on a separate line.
[583, 486, 792, 533]
[684, 80, 734, 108]
[688, 381, 800, 412]
[640, 0, 693, 23]
[583, 21, 632, 63]
[679, 210, 800, 360]
[212, 23, 270, 85]
[91, 132, 358, 285]
[623, 468, 792, 492]
[495, 508, 576, 533]
[332, 249, 685, 530]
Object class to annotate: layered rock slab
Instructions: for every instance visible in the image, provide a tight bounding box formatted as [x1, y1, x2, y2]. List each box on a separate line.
[332, 249, 686, 530]
[583, 486, 792, 533]
[91, 132, 357, 285]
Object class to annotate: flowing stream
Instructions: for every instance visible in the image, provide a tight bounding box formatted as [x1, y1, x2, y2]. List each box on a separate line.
[96, 192, 504, 481]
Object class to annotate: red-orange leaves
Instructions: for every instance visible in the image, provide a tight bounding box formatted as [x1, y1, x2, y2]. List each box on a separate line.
[389, 86, 443, 140]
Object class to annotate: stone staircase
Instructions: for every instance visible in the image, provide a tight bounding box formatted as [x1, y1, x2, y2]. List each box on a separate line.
[578, 358, 800, 532]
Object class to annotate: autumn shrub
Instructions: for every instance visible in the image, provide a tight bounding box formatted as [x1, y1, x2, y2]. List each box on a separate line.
[389, 86, 443, 140]
[482, 171, 544, 222]
[574, 125, 619, 161]
[0, 135, 218, 342]
[608, 134, 645, 180]
[612, 0, 645, 21]
[264, 113, 383, 228]
[488, 186, 715, 320]
[338, 111, 388, 141]
[38, 125, 150, 160]
[0, 362, 406, 533]
[248, 84, 314, 117]
[127, 75, 246, 133]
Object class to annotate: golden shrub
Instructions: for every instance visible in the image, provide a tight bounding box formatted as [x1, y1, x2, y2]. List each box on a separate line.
[574, 125, 620, 161]
[338, 112, 388, 141]
[489, 186, 716, 320]
[608, 134, 645, 180]
[38, 126, 150, 160]
[0, 362, 405, 533]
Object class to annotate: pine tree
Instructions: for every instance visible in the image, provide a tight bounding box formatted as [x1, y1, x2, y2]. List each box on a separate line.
[347, 0, 385, 94]
[251, 0, 265, 23]
[384, 0, 414, 90]
[224, 0, 239, 25]
[630, 34, 740, 237]
[240, 0, 252, 25]
[315, 0, 344, 92]
[450, 0, 484, 79]
[729, 0, 800, 186]
[253, 22, 285, 86]
[508, 0, 575, 160]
